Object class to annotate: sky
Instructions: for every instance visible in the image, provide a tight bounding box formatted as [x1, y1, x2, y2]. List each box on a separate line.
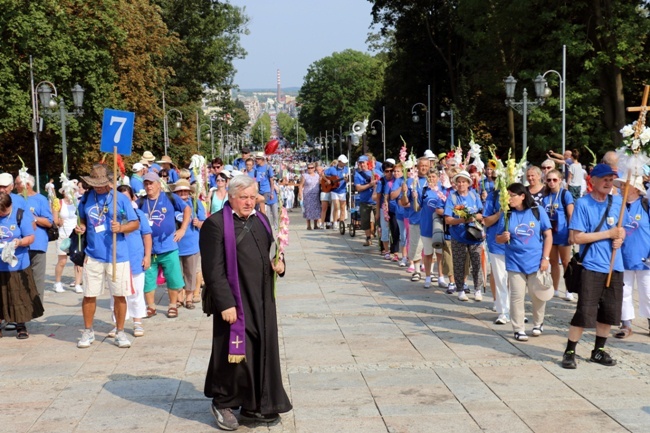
[228, 0, 376, 89]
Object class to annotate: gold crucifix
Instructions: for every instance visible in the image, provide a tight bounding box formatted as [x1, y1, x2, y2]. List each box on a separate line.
[627, 85, 650, 138]
[232, 336, 243, 349]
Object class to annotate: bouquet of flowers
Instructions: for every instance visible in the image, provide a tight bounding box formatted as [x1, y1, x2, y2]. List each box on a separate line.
[17, 156, 29, 199]
[617, 121, 650, 181]
[453, 204, 482, 230]
[189, 154, 206, 214]
[273, 204, 290, 298]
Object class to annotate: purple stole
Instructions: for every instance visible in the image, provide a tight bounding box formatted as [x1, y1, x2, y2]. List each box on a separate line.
[222, 201, 272, 363]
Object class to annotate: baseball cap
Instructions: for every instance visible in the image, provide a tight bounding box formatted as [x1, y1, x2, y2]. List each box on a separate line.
[590, 163, 618, 178]
[143, 172, 160, 183]
[0, 173, 13, 186]
[385, 158, 396, 165]
[132, 163, 145, 172]
[338, 155, 349, 164]
[241, 147, 251, 154]
[358, 156, 369, 163]
[424, 149, 435, 159]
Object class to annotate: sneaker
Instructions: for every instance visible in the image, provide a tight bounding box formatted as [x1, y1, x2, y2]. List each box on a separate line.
[392, 254, 400, 262]
[240, 409, 279, 423]
[384, 253, 392, 260]
[74, 285, 83, 294]
[562, 350, 577, 369]
[114, 331, 131, 348]
[565, 292, 574, 301]
[107, 327, 117, 338]
[463, 283, 470, 294]
[399, 257, 408, 267]
[411, 272, 421, 282]
[590, 348, 616, 366]
[532, 324, 544, 336]
[210, 405, 239, 431]
[446, 282, 456, 294]
[69, 281, 76, 287]
[424, 276, 432, 289]
[458, 291, 469, 301]
[133, 323, 144, 337]
[474, 290, 483, 301]
[554, 290, 561, 298]
[53, 282, 65, 293]
[407, 265, 415, 273]
[77, 329, 95, 348]
[438, 278, 449, 288]
[494, 314, 509, 325]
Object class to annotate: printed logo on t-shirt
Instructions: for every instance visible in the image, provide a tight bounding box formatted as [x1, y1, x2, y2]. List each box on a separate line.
[150, 210, 165, 227]
[624, 214, 640, 236]
[0, 226, 13, 240]
[87, 204, 107, 227]
[514, 223, 534, 243]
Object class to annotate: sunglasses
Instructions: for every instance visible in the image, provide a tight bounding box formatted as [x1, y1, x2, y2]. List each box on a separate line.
[214, 165, 222, 169]
[307, 166, 315, 169]
[547, 178, 560, 183]
[216, 179, 226, 182]
[542, 166, 553, 169]
[384, 169, 394, 173]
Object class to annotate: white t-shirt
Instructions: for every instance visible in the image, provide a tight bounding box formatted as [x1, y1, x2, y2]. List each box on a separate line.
[568, 162, 584, 187]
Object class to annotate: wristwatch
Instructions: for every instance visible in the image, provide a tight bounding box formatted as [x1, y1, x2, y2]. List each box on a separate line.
[542, 256, 550, 261]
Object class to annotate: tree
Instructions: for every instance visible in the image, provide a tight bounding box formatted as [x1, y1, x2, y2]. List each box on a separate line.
[251, 113, 271, 147]
[276, 112, 306, 146]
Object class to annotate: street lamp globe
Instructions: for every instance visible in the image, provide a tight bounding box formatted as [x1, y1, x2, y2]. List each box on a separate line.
[440, 112, 447, 118]
[71, 83, 85, 108]
[533, 74, 547, 99]
[412, 114, 420, 123]
[175, 120, 182, 128]
[371, 127, 377, 136]
[37, 83, 56, 108]
[504, 75, 517, 99]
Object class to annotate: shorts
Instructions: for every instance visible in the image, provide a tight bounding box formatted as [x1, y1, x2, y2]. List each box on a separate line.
[421, 236, 434, 256]
[359, 202, 374, 230]
[570, 269, 623, 328]
[83, 256, 132, 297]
[320, 192, 331, 202]
[144, 250, 185, 293]
[180, 253, 201, 292]
[407, 224, 423, 261]
[331, 192, 346, 201]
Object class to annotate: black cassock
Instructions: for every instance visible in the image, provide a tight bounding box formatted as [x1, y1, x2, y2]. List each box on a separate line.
[199, 210, 292, 415]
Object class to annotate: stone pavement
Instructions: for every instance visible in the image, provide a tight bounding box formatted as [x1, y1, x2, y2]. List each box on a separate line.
[2, 212, 650, 432]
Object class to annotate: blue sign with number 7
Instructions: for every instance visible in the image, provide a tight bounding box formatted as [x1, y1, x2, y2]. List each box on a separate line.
[100, 109, 135, 156]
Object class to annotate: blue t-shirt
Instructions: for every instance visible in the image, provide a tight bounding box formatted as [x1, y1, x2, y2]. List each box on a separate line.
[139, 193, 189, 254]
[325, 165, 349, 194]
[177, 197, 206, 257]
[501, 207, 551, 274]
[384, 177, 403, 214]
[149, 163, 161, 173]
[78, 191, 138, 263]
[404, 177, 428, 225]
[127, 209, 152, 276]
[420, 189, 444, 238]
[167, 168, 179, 184]
[130, 175, 145, 197]
[233, 157, 246, 171]
[354, 170, 376, 204]
[444, 190, 484, 244]
[569, 194, 626, 273]
[255, 164, 274, 193]
[266, 188, 279, 205]
[208, 173, 217, 189]
[26, 193, 53, 253]
[621, 197, 650, 271]
[0, 205, 35, 271]
[10, 193, 28, 211]
[541, 189, 574, 246]
[483, 191, 506, 255]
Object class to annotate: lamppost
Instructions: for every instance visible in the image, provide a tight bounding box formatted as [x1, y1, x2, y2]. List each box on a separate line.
[540, 45, 567, 154]
[504, 74, 548, 156]
[331, 133, 342, 160]
[370, 106, 386, 160]
[199, 123, 211, 156]
[411, 85, 432, 150]
[440, 109, 454, 149]
[162, 91, 182, 156]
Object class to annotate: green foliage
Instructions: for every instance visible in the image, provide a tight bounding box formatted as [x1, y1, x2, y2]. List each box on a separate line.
[251, 113, 271, 146]
[276, 112, 307, 146]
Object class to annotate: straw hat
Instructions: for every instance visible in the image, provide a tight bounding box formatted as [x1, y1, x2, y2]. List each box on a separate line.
[80, 165, 112, 188]
[452, 170, 471, 183]
[142, 151, 156, 162]
[173, 179, 191, 192]
[613, 175, 646, 195]
[156, 155, 175, 166]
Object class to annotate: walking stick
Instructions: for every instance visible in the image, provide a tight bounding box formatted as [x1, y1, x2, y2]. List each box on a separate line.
[605, 171, 630, 287]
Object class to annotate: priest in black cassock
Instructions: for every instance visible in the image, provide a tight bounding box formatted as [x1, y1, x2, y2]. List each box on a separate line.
[199, 175, 292, 431]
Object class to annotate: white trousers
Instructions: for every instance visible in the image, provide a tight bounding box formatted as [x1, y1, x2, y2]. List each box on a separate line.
[111, 272, 146, 322]
[622, 269, 650, 320]
[489, 252, 509, 318]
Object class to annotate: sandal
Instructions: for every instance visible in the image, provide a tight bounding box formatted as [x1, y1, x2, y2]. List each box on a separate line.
[16, 324, 29, 340]
[185, 299, 195, 310]
[176, 301, 184, 308]
[167, 307, 178, 318]
[615, 326, 633, 339]
[145, 307, 157, 318]
[514, 332, 528, 342]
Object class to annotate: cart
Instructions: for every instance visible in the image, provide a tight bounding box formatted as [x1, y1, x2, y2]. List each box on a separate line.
[340, 188, 360, 237]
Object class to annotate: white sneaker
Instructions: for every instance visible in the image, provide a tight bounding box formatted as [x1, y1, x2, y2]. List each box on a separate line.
[554, 290, 561, 298]
[107, 327, 117, 338]
[74, 285, 83, 294]
[438, 276, 447, 288]
[53, 282, 65, 293]
[133, 323, 144, 337]
[474, 290, 483, 302]
[399, 257, 408, 267]
[115, 331, 132, 348]
[458, 291, 469, 301]
[77, 329, 95, 348]
[565, 292, 574, 301]
[424, 276, 432, 289]
[494, 314, 509, 325]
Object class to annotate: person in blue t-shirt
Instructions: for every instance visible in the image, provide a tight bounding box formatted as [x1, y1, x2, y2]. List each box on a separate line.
[400, 157, 431, 281]
[173, 180, 206, 310]
[115, 185, 152, 338]
[444, 170, 484, 302]
[496, 183, 552, 342]
[483, 190, 509, 324]
[233, 148, 251, 171]
[392, 164, 409, 266]
[613, 176, 650, 339]
[561, 164, 627, 369]
[374, 159, 398, 259]
[354, 156, 378, 247]
[16, 174, 54, 301]
[139, 172, 191, 319]
[418, 169, 447, 289]
[0, 191, 43, 339]
[76, 165, 140, 349]
[541, 169, 575, 300]
[130, 163, 146, 197]
[324, 155, 350, 227]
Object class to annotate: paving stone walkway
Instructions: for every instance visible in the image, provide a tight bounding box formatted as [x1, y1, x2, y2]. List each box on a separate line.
[2, 212, 650, 432]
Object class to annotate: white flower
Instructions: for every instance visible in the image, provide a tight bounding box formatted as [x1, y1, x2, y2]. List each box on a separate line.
[620, 124, 635, 138]
[639, 127, 650, 145]
[631, 139, 641, 150]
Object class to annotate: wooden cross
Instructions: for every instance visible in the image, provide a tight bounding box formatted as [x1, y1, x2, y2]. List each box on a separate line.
[627, 85, 650, 138]
[232, 336, 243, 349]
